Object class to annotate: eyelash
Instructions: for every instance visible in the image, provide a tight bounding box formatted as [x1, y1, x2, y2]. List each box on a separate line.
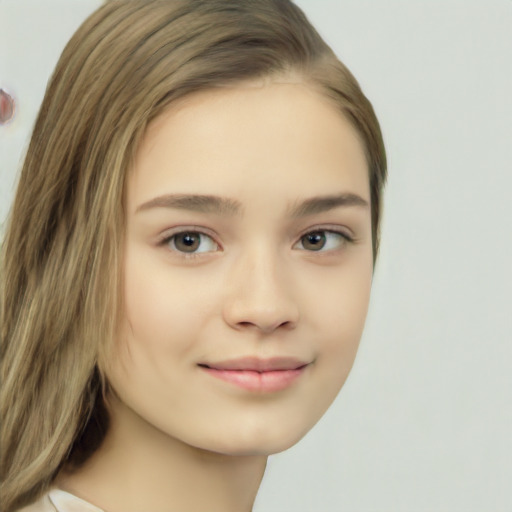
[158, 226, 354, 260]
[160, 229, 219, 260]
[294, 229, 353, 253]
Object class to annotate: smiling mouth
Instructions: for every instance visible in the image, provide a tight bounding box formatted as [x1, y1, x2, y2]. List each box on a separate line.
[198, 357, 310, 392]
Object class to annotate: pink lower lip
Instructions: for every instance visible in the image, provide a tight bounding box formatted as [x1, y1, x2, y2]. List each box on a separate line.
[201, 366, 307, 392]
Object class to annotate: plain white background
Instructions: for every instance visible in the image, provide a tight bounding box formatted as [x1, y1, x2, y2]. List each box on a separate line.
[1, 1, 511, 511]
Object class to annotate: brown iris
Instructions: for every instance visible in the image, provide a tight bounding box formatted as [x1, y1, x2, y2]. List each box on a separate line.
[301, 231, 326, 251]
[174, 232, 201, 252]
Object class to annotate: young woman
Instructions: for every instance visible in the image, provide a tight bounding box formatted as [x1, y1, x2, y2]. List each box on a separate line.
[0, 1, 386, 511]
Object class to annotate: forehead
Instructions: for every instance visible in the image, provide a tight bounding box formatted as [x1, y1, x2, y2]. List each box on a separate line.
[129, 81, 369, 210]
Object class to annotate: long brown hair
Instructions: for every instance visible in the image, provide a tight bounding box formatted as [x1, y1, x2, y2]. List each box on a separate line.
[0, 1, 386, 510]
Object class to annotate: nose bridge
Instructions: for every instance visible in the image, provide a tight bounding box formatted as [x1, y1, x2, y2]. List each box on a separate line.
[223, 241, 299, 333]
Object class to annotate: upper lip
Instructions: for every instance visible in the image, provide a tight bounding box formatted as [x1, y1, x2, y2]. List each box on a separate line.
[199, 357, 310, 372]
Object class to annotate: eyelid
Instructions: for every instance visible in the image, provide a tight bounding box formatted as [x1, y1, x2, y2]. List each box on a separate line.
[158, 225, 218, 241]
[295, 224, 354, 241]
[293, 225, 355, 252]
[157, 226, 223, 255]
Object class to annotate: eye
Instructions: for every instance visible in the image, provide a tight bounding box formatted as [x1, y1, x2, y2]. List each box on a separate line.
[294, 230, 351, 252]
[164, 231, 219, 254]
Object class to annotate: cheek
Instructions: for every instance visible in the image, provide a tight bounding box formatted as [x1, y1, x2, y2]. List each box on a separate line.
[311, 253, 373, 328]
[308, 257, 373, 372]
[121, 251, 215, 356]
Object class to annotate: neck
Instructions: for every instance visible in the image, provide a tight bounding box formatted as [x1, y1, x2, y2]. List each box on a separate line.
[56, 395, 267, 512]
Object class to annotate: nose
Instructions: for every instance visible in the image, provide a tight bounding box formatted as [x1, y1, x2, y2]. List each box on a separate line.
[222, 247, 300, 334]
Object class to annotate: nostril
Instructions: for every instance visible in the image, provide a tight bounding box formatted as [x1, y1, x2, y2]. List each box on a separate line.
[235, 319, 296, 333]
[223, 291, 300, 334]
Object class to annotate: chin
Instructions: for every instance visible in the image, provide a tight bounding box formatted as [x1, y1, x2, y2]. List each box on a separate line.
[192, 422, 311, 457]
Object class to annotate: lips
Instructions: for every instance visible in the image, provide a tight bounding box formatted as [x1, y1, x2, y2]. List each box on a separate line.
[198, 357, 310, 392]
[200, 356, 308, 372]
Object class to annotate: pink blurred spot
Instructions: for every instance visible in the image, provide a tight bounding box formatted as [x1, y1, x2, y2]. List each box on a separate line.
[0, 89, 15, 124]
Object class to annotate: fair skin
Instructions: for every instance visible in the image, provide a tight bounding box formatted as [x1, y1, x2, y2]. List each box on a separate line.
[58, 79, 373, 512]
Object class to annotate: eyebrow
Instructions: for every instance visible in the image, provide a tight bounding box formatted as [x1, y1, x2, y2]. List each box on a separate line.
[135, 192, 369, 217]
[136, 194, 243, 216]
[287, 193, 369, 217]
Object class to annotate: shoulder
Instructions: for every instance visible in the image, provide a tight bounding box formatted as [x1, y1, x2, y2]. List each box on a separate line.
[15, 493, 55, 512]
[15, 489, 104, 512]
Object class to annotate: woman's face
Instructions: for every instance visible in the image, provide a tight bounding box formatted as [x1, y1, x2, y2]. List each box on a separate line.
[107, 80, 373, 456]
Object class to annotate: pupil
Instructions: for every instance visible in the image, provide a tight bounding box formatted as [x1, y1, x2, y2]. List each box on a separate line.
[176, 233, 199, 252]
[304, 232, 326, 250]
[183, 234, 195, 246]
